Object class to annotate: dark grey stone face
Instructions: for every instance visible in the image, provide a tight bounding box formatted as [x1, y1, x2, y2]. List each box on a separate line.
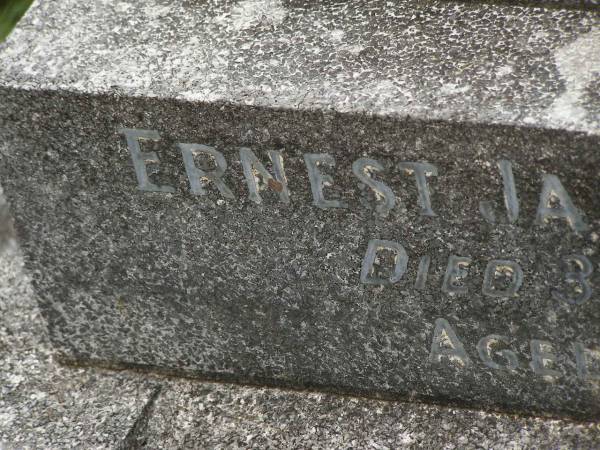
[1, 0, 600, 422]
[1, 89, 599, 419]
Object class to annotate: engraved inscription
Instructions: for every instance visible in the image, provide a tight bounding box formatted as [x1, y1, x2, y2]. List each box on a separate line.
[574, 343, 600, 381]
[360, 239, 408, 285]
[414, 255, 431, 290]
[398, 162, 438, 217]
[536, 174, 587, 232]
[304, 153, 347, 209]
[442, 255, 472, 296]
[119, 128, 175, 193]
[117, 127, 596, 304]
[115, 127, 599, 389]
[552, 254, 593, 305]
[482, 259, 523, 298]
[179, 143, 235, 199]
[479, 159, 519, 224]
[529, 339, 561, 380]
[477, 334, 519, 371]
[118, 128, 591, 231]
[240, 147, 290, 204]
[429, 318, 472, 367]
[352, 158, 395, 217]
[430, 319, 600, 381]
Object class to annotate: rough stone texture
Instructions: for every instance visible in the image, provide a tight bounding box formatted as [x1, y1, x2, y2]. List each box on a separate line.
[143, 381, 600, 449]
[0, 241, 160, 449]
[482, 0, 599, 9]
[1, 0, 600, 420]
[0, 0, 598, 134]
[1, 242, 600, 448]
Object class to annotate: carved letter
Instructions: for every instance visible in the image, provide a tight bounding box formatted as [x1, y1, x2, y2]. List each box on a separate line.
[529, 339, 561, 379]
[414, 255, 431, 290]
[442, 255, 471, 295]
[360, 239, 408, 285]
[178, 143, 235, 199]
[352, 158, 396, 217]
[304, 153, 347, 209]
[552, 254, 593, 305]
[477, 335, 518, 370]
[398, 162, 438, 216]
[119, 128, 175, 192]
[573, 343, 600, 381]
[240, 148, 290, 204]
[536, 174, 587, 232]
[429, 318, 472, 367]
[479, 160, 519, 224]
[482, 259, 524, 298]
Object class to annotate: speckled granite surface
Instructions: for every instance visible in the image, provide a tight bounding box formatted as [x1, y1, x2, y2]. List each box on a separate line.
[0, 240, 160, 449]
[0, 0, 598, 134]
[1, 240, 600, 448]
[1, 0, 600, 423]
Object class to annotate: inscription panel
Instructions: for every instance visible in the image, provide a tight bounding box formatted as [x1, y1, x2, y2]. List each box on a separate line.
[2, 92, 600, 419]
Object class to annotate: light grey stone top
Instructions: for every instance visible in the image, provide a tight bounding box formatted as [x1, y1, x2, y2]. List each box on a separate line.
[0, 0, 598, 134]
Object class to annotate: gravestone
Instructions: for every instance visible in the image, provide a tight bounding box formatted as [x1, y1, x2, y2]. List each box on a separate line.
[1, 0, 599, 420]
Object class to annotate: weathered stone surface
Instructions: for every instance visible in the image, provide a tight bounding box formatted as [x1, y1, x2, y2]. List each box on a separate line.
[0, 0, 599, 420]
[0, 242, 160, 449]
[1, 0, 599, 134]
[0, 188, 15, 250]
[1, 241, 599, 448]
[143, 381, 600, 449]
[491, 0, 599, 9]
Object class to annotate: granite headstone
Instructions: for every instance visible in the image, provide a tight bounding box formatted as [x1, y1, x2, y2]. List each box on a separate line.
[1, 0, 599, 419]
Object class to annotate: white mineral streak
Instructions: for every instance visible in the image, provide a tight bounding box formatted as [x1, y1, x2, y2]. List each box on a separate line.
[546, 28, 600, 133]
[439, 83, 471, 96]
[213, 0, 288, 31]
[495, 65, 513, 78]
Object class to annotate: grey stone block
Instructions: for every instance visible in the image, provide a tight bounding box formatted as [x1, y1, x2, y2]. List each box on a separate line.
[0, 243, 160, 449]
[1, 241, 599, 448]
[1, 0, 599, 420]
